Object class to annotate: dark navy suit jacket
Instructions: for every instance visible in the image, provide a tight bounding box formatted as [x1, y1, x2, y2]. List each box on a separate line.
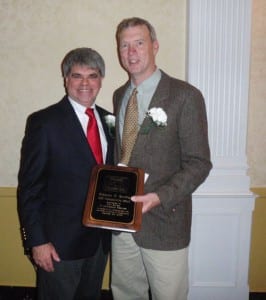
[17, 96, 114, 260]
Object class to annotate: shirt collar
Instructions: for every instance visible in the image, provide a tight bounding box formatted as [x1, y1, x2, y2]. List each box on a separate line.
[130, 68, 161, 94]
[68, 96, 96, 113]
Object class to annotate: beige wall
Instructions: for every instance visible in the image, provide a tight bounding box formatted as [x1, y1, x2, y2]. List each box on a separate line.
[247, 0, 266, 187]
[1, 0, 265, 187]
[0, 0, 186, 187]
[0, 0, 265, 292]
[249, 188, 266, 292]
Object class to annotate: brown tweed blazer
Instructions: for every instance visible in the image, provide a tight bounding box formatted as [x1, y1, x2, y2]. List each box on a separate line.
[113, 70, 212, 250]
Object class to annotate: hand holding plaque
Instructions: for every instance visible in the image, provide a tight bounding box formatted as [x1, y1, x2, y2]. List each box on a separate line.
[83, 165, 144, 232]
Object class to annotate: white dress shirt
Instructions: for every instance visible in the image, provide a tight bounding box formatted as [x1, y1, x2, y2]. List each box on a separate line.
[68, 97, 108, 162]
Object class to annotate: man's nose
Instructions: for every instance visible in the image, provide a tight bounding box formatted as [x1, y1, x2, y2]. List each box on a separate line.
[81, 77, 90, 84]
[128, 45, 137, 54]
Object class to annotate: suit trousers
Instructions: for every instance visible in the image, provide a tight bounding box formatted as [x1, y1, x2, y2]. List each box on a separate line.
[111, 232, 189, 300]
[37, 242, 107, 300]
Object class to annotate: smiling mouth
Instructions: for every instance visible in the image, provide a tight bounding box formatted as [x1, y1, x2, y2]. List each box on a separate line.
[79, 89, 90, 92]
[128, 60, 139, 67]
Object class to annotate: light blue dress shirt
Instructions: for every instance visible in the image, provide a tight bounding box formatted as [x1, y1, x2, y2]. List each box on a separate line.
[119, 68, 162, 139]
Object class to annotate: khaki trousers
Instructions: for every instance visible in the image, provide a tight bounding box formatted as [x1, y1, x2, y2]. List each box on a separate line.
[111, 232, 189, 300]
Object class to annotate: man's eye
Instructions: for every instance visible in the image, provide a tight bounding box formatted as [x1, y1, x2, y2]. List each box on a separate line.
[70, 73, 99, 80]
[71, 74, 82, 79]
[120, 43, 128, 49]
[89, 73, 99, 79]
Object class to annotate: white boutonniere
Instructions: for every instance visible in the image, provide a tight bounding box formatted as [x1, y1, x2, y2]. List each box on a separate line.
[147, 107, 168, 127]
[140, 107, 167, 134]
[104, 114, 115, 137]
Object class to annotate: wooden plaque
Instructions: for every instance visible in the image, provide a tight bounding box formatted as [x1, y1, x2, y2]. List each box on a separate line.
[83, 164, 144, 232]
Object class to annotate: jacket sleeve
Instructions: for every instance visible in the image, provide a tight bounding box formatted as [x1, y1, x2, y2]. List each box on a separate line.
[155, 86, 212, 210]
[17, 112, 49, 250]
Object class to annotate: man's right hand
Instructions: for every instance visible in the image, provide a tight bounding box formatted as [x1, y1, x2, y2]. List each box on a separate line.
[32, 243, 60, 272]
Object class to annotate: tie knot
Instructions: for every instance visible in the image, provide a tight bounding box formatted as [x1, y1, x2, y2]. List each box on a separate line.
[85, 108, 94, 118]
[132, 88, 138, 97]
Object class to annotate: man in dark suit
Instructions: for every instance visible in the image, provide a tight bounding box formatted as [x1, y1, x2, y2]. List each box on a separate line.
[17, 47, 114, 300]
[111, 18, 212, 300]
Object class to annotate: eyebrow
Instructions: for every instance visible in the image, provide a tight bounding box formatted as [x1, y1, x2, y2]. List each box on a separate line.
[70, 71, 100, 77]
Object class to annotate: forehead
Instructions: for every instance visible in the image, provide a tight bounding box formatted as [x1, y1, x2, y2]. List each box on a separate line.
[69, 64, 99, 74]
[119, 25, 150, 41]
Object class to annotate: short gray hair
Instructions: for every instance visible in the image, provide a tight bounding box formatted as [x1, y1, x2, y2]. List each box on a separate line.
[61, 47, 105, 77]
[116, 17, 157, 43]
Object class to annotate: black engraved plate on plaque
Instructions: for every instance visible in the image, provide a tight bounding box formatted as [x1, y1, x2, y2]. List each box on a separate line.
[83, 165, 144, 232]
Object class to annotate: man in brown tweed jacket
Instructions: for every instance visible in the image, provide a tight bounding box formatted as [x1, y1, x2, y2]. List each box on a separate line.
[111, 17, 212, 300]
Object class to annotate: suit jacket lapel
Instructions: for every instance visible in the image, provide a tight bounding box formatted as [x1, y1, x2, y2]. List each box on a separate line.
[57, 97, 114, 165]
[96, 105, 114, 164]
[58, 97, 93, 159]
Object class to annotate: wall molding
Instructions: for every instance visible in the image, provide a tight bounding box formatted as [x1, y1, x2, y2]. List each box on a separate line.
[251, 187, 266, 197]
[0, 187, 16, 197]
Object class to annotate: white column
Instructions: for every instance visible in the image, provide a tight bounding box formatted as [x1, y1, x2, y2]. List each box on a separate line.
[187, 1, 255, 299]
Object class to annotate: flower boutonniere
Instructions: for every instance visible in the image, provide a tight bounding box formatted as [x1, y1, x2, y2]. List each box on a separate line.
[147, 107, 168, 127]
[140, 107, 168, 134]
[104, 114, 115, 137]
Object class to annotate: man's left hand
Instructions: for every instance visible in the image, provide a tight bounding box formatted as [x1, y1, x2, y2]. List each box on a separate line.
[131, 193, 160, 213]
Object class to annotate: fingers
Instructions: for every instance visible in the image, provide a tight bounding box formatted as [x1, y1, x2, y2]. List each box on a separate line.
[32, 243, 60, 272]
[51, 247, 61, 263]
[131, 193, 160, 213]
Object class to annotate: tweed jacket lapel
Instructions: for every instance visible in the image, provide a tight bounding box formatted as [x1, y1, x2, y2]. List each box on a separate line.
[147, 71, 170, 110]
[138, 71, 170, 133]
[114, 82, 130, 161]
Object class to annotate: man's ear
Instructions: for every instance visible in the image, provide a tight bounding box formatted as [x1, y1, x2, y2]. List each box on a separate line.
[153, 40, 159, 54]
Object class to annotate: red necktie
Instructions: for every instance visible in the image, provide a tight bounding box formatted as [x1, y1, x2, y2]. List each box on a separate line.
[85, 108, 103, 164]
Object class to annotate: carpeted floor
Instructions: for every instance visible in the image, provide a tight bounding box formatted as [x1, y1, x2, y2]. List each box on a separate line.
[0, 286, 265, 300]
[0, 287, 112, 300]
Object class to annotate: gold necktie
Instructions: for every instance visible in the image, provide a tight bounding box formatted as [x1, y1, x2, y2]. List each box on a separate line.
[120, 88, 138, 165]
